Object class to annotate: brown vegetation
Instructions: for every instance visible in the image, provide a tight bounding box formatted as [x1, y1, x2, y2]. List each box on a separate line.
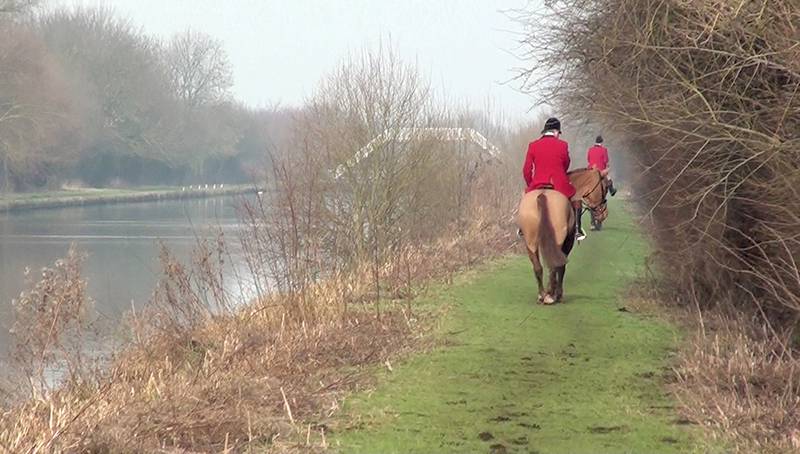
[674, 309, 800, 453]
[514, 0, 800, 450]
[0, 47, 517, 452]
[0, 20, 81, 190]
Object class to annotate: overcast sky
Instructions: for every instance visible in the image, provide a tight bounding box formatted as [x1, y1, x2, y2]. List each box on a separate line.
[52, 0, 540, 121]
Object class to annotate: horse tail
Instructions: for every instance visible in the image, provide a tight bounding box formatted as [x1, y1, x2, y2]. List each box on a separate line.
[537, 193, 567, 269]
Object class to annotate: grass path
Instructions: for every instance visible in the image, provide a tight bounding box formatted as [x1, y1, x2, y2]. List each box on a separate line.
[335, 202, 705, 453]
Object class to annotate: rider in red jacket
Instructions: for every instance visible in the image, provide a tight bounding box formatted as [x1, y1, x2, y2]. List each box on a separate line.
[523, 117, 585, 240]
[586, 135, 617, 196]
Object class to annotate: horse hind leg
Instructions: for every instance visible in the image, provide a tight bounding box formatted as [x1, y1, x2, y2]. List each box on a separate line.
[542, 268, 558, 305]
[555, 240, 572, 303]
[562, 229, 576, 256]
[554, 265, 566, 302]
[527, 248, 545, 303]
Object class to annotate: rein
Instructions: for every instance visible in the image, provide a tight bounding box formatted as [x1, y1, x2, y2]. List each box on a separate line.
[578, 170, 607, 211]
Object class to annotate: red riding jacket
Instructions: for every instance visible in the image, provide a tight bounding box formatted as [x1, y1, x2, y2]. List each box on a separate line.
[587, 144, 609, 171]
[523, 135, 576, 199]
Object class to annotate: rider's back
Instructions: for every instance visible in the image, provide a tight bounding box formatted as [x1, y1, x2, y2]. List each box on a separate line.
[587, 144, 609, 170]
[524, 135, 573, 197]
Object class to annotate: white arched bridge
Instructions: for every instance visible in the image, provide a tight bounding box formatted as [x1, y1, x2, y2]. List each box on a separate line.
[335, 127, 501, 178]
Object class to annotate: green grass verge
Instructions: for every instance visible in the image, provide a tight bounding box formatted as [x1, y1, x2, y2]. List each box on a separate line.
[334, 201, 709, 453]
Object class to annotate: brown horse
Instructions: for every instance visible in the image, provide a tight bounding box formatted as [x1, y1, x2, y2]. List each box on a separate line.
[517, 168, 607, 304]
[570, 168, 609, 225]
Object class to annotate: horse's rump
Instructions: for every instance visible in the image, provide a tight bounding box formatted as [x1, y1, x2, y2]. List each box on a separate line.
[518, 190, 571, 268]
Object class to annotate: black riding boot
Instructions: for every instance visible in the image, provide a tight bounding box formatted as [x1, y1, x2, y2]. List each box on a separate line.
[575, 207, 586, 240]
[608, 181, 617, 197]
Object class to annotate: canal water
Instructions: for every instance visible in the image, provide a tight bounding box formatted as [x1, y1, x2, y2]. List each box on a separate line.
[0, 196, 252, 351]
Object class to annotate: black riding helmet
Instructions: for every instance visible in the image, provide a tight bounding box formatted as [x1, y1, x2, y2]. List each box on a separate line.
[542, 117, 561, 133]
[595, 135, 604, 143]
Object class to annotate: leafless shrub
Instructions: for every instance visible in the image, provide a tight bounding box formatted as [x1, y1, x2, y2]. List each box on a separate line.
[674, 309, 800, 453]
[9, 246, 93, 397]
[521, 0, 800, 446]
[514, 1, 800, 449]
[253, 46, 518, 305]
[515, 0, 800, 316]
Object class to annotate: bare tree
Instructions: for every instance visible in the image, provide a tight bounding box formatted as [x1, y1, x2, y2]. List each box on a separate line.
[0, 22, 81, 191]
[0, 0, 37, 15]
[165, 30, 233, 108]
[301, 47, 440, 261]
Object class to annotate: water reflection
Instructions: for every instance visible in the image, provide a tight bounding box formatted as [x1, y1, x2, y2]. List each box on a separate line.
[0, 196, 254, 351]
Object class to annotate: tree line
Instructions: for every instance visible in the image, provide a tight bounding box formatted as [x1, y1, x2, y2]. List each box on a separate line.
[0, 4, 280, 191]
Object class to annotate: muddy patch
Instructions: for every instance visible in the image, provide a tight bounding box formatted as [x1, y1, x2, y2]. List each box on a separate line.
[518, 422, 541, 430]
[673, 417, 697, 426]
[588, 425, 626, 434]
[511, 435, 528, 445]
[489, 415, 511, 422]
[478, 431, 494, 441]
[488, 443, 507, 453]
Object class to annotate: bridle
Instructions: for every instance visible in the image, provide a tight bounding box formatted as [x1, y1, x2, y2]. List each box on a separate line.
[580, 170, 607, 213]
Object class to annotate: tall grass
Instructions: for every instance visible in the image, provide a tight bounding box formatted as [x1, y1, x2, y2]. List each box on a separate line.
[674, 310, 800, 453]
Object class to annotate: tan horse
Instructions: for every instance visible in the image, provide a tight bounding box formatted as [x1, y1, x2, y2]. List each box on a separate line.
[517, 168, 607, 304]
[570, 168, 609, 225]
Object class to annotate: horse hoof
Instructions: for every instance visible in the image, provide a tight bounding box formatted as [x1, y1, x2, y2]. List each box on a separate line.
[542, 294, 556, 305]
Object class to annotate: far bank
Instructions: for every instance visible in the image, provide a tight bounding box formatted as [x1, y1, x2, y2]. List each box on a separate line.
[0, 185, 262, 214]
